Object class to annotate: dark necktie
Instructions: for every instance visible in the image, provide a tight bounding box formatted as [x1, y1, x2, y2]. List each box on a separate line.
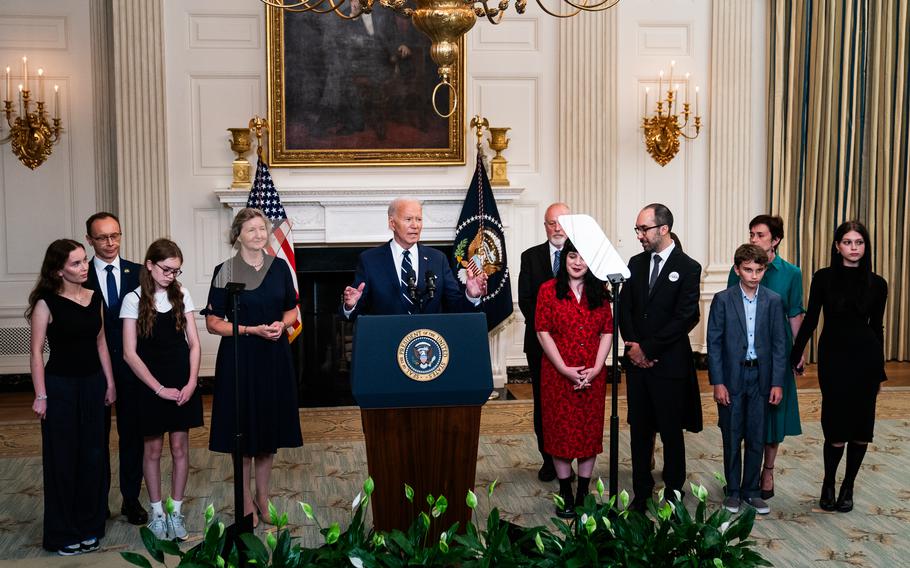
[105, 264, 119, 310]
[552, 250, 560, 276]
[648, 254, 662, 292]
[400, 250, 415, 313]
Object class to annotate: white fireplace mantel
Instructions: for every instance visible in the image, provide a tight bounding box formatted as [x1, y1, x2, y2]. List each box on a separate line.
[215, 186, 526, 246]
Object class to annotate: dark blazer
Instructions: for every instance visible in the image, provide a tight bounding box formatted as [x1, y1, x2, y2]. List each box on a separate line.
[342, 241, 474, 319]
[517, 241, 553, 358]
[707, 285, 788, 395]
[85, 257, 141, 358]
[619, 246, 702, 378]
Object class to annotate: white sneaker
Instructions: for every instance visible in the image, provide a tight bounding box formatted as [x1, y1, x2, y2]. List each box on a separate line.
[167, 512, 188, 541]
[147, 515, 168, 539]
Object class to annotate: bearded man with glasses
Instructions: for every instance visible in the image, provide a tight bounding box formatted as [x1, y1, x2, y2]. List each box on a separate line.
[84, 212, 149, 526]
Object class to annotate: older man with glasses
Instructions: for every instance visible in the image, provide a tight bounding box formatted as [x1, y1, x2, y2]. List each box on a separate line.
[84, 212, 148, 526]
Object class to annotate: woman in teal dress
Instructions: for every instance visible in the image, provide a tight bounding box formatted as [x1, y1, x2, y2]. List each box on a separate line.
[727, 215, 803, 499]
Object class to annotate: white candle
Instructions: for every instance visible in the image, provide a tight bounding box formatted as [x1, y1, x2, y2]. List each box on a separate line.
[37, 68, 44, 103]
[669, 60, 675, 89]
[644, 87, 650, 111]
[18, 84, 24, 117]
[54, 84, 59, 119]
[695, 86, 700, 115]
[685, 72, 691, 105]
[658, 70, 664, 102]
[22, 57, 27, 91]
[4, 67, 9, 102]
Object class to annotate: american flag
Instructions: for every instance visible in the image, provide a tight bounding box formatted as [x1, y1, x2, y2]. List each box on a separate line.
[246, 158, 302, 342]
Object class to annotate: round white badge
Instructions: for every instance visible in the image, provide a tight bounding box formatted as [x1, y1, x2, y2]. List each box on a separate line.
[668, 271, 680, 282]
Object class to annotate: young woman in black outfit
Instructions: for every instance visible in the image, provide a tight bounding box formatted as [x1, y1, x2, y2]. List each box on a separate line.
[122, 239, 203, 541]
[792, 221, 888, 513]
[27, 239, 116, 555]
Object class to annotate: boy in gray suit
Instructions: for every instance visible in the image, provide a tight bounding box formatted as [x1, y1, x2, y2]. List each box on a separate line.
[707, 244, 787, 515]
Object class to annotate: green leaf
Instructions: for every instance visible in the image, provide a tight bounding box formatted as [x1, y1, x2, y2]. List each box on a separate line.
[553, 493, 565, 509]
[139, 526, 164, 563]
[438, 531, 449, 553]
[268, 501, 279, 525]
[658, 502, 672, 521]
[432, 495, 448, 518]
[372, 533, 386, 548]
[204, 503, 215, 525]
[619, 489, 630, 510]
[534, 532, 544, 554]
[326, 522, 341, 545]
[239, 533, 269, 566]
[657, 487, 665, 502]
[157, 539, 181, 556]
[352, 491, 363, 511]
[488, 479, 499, 498]
[427, 493, 435, 506]
[596, 477, 605, 497]
[364, 476, 375, 496]
[405, 484, 415, 503]
[419, 512, 431, 530]
[466, 489, 478, 510]
[266, 530, 278, 551]
[165, 496, 175, 515]
[120, 552, 153, 568]
[584, 514, 597, 535]
[301, 502, 315, 520]
[713, 558, 724, 567]
[713, 471, 727, 487]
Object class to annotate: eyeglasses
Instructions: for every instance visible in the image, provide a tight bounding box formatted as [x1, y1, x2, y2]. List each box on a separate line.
[633, 224, 664, 235]
[90, 232, 122, 244]
[155, 263, 183, 277]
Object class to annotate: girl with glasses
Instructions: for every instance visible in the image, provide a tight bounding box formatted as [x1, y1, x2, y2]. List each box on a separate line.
[121, 239, 202, 540]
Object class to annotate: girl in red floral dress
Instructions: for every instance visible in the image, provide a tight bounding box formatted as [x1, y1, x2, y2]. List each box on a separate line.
[536, 238, 614, 518]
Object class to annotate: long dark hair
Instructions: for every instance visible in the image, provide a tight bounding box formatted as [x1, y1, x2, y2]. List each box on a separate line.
[828, 220, 874, 312]
[554, 239, 609, 310]
[138, 239, 187, 338]
[26, 239, 84, 321]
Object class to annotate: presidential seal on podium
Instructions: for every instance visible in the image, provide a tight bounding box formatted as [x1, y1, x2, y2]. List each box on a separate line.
[397, 329, 450, 382]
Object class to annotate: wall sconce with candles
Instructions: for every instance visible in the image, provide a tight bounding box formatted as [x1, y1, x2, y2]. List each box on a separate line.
[1, 56, 64, 170]
[642, 61, 702, 167]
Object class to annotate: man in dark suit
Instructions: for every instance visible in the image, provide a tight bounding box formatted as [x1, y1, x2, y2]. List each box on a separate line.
[518, 202, 570, 482]
[84, 212, 148, 525]
[618, 203, 702, 511]
[341, 198, 487, 318]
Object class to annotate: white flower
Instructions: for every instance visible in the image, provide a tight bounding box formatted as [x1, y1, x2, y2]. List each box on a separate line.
[719, 520, 731, 534]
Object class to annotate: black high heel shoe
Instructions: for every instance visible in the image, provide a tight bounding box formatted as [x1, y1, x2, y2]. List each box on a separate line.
[819, 483, 837, 511]
[835, 485, 854, 513]
[760, 465, 775, 499]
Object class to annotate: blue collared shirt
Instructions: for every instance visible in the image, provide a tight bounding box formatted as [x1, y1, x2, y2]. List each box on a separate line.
[741, 284, 759, 360]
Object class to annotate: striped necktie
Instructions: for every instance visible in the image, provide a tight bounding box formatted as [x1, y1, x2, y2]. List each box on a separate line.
[552, 250, 560, 276]
[400, 249, 415, 313]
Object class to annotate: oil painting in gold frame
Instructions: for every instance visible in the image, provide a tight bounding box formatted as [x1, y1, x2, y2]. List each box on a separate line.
[265, 6, 465, 167]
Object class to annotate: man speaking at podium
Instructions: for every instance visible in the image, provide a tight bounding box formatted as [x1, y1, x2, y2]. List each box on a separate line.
[342, 198, 487, 318]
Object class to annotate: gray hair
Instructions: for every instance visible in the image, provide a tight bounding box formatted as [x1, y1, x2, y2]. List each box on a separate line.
[388, 197, 422, 218]
[229, 208, 271, 245]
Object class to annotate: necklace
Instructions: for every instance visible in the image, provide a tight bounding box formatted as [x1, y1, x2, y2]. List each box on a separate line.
[248, 255, 264, 271]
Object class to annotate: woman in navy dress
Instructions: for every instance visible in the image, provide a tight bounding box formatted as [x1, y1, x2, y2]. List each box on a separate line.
[27, 239, 116, 555]
[792, 221, 888, 513]
[536, 238, 613, 518]
[122, 239, 203, 540]
[204, 208, 302, 527]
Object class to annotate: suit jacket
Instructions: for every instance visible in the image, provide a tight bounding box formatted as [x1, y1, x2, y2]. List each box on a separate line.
[707, 284, 788, 396]
[619, 246, 703, 431]
[85, 257, 141, 359]
[619, 246, 702, 378]
[342, 241, 474, 319]
[517, 241, 554, 358]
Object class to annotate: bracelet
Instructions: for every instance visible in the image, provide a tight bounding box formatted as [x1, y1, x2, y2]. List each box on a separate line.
[36, 394, 48, 401]
[155, 385, 165, 395]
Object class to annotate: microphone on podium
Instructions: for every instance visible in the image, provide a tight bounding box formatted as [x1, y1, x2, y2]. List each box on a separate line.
[425, 270, 437, 299]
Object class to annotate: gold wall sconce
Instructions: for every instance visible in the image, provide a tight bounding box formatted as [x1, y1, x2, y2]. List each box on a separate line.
[487, 127, 511, 186]
[228, 116, 270, 189]
[642, 61, 702, 167]
[2, 57, 64, 170]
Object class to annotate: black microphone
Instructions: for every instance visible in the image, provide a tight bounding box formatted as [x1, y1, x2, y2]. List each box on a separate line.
[406, 273, 418, 302]
[425, 270, 437, 299]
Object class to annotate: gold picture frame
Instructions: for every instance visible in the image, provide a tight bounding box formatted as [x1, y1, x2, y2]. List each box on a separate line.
[265, 7, 465, 167]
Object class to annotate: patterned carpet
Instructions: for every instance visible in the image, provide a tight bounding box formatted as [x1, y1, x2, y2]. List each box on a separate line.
[0, 411, 908, 566]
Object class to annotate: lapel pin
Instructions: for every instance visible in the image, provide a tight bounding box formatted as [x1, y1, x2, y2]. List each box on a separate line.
[668, 271, 679, 282]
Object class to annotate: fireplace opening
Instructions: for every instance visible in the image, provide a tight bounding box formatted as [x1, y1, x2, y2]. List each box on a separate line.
[292, 244, 453, 407]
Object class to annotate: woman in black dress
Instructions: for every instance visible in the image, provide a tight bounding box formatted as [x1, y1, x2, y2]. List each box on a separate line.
[204, 208, 302, 527]
[27, 239, 116, 555]
[792, 220, 888, 513]
[122, 239, 203, 541]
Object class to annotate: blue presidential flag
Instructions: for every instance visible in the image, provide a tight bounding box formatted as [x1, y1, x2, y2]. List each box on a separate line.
[452, 153, 513, 331]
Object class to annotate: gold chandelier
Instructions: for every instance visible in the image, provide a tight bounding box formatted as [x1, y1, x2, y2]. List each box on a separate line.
[260, 0, 620, 116]
[2, 57, 64, 170]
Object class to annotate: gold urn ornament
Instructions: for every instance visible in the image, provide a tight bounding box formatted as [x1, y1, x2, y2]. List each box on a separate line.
[228, 127, 253, 189]
[487, 127, 510, 186]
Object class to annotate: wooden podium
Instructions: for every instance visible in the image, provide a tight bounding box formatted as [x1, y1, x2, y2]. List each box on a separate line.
[351, 313, 493, 532]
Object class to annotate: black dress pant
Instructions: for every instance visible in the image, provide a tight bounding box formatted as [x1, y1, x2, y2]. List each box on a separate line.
[104, 357, 145, 502]
[627, 367, 687, 503]
[42, 372, 107, 550]
[527, 349, 548, 460]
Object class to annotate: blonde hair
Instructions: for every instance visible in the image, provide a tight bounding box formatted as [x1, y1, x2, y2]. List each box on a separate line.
[229, 208, 271, 245]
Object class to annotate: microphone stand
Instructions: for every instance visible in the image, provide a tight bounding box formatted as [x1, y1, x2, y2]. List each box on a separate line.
[224, 282, 252, 565]
[605, 274, 625, 500]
